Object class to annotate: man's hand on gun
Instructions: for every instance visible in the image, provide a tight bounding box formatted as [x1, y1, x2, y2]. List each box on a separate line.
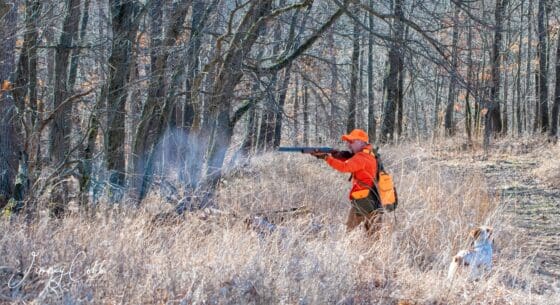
[310, 151, 329, 160]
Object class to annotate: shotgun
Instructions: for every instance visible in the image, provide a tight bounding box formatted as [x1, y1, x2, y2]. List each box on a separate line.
[277, 146, 335, 153]
[278, 146, 354, 158]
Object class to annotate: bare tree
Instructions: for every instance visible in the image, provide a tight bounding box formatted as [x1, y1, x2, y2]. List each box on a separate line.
[52, 0, 90, 213]
[273, 6, 312, 148]
[465, 14, 474, 143]
[129, 0, 191, 203]
[105, 0, 141, 202]
[347, 13, 360, 132]
[200, 0, 275, 201]
[50, 0, 82, 169]
[515, 0, 524, 136]
[484, 0, 508, 149]
[550, 29, 560, 140]
[526, 0, 534, 133]
[536, 0, 549, 132]
[0, 0, 17, 208]
[380, 0, 405, 143]
[367, 0, 376, 142]
[444, 2, 461, 136]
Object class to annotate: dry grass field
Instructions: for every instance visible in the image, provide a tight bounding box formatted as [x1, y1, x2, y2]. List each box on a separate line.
[1, 138, 558, 304]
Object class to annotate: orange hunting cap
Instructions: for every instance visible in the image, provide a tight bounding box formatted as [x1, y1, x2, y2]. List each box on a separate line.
[341, 129, 369, 143]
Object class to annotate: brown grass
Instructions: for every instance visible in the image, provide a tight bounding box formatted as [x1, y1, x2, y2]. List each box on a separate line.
[0, 142, 556, 304]
[533, 144, 560, 189]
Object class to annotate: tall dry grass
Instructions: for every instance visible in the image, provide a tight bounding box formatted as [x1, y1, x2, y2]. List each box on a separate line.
[533, 144, 560, 189]
[0, 142, 557, 304]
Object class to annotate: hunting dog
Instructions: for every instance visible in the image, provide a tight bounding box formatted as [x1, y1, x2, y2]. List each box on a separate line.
[447, 226, 494, 280]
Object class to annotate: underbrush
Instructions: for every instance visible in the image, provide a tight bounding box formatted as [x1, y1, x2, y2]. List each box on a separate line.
[0, 142, 556, 304]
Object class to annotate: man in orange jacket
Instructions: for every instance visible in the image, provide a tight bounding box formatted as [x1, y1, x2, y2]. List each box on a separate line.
[313, 129, 382, 234]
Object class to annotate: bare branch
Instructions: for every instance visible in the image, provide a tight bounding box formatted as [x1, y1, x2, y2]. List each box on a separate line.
[39, 88, 95, 132]
[258, 6, 345, 73]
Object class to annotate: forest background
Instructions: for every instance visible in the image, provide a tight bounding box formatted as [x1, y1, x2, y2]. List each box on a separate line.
[0, 0, 559, 303]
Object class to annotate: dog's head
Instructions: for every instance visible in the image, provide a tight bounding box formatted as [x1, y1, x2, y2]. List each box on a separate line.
[470, 225, 493, 244]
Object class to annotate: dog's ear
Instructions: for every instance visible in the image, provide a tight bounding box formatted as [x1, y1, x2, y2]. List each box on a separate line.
[470, 228, 482, 240]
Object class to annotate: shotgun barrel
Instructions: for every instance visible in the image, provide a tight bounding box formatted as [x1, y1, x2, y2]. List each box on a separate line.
[277, 146, 335, 153]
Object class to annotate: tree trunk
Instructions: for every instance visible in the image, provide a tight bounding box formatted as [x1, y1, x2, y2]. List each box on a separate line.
[474, 48, 485, 136]
[273, 8, 310, 148]
[525, 0, 533, 132]
[380, 0, 403, 143]
[516, 0, 524, 135]
[484, 0, 507, 149]
[347, 17, 359, 132]
[410, 78, 420, 140]
[202, 1, 274, 202]
[314, 88, 320, 142]
[49, 0, 82, 216]
[444, 3, 460, 137]
[257, 109, 270, 152]
[105, 0, 139, 202]
[51, 0, 82, 165]
[534, 70, 540, 131]
[466, 16, 474, 143]
[396, 38, 405, 139]
[79, 89, 103, 209]
[13, 0, 41, 213]
[130, 0, 190, 203]
[358, 15, 365, 129]
[0, 0, 17, 208]
[328, 27, 340, 139]
[163, 0, 217, 189]
[550, 29, 560, 139]
[262, 22, 284, 151]
[238, 97, 259, 158]
[367, 0, 376, 143]
[536, 0, 549, 132]
[68, 0, 90, 92]
[303, 82, 309, 145]
[182, 0, 208, 134]
[503, 17, 511, 136]
[45, 4, 55, 99]
[258, 62, 279, 152]
[274, 67, 293, 147]
[381, 54, 398, 143]
[433, 70, 442, 140]
[150, 0, 163, 76]
[293, 75, 300, 145]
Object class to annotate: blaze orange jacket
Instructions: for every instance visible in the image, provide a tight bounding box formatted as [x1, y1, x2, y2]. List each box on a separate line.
[325, 145, 377, 200]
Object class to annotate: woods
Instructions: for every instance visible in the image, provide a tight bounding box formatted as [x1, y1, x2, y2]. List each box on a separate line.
[1, 0, 560, 214]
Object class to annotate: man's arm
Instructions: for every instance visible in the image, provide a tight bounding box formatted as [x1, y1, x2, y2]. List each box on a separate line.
[325, 154, 365, 173]
[331, 150, 354, 160]
[310, 150, 353, 160]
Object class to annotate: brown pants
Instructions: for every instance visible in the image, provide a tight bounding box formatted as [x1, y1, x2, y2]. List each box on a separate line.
[346, 207, 383, 235]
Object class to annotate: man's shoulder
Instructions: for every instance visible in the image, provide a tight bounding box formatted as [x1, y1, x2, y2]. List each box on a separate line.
[354, 150, 376, 160]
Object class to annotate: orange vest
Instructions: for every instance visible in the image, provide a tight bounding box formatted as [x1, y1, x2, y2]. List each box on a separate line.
[325, 145, 377, 200]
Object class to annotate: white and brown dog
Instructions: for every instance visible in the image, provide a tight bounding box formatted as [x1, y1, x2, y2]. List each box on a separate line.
[448, 226, 494, 280]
